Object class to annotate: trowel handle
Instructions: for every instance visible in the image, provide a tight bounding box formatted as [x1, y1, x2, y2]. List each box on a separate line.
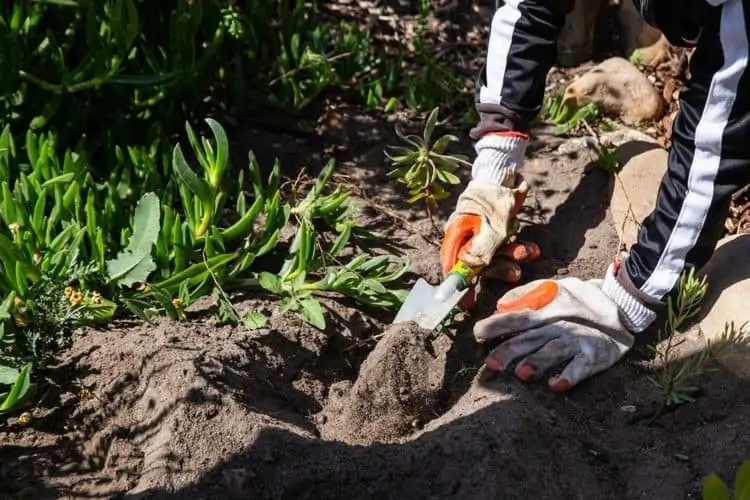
[448, 260, 477, 286]
[434, 260, 478, 302]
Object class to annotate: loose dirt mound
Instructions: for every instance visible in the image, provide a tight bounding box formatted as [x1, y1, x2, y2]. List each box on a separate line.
[1, 306, 335, 497]
[318, 322, 449, 445]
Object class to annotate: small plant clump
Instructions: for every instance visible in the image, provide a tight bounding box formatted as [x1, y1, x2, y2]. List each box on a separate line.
[648, 268, 750, 421]
[538, 86, 618, 137]
[629, 50, 645, 68]
[386, 107, 472, 230]
[596, 146, 621, 174]
[538, 87, 600, 135]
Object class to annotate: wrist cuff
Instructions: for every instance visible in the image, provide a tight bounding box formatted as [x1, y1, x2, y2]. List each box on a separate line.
[472, 133, 528, 187]
[601, 262, 657, 333]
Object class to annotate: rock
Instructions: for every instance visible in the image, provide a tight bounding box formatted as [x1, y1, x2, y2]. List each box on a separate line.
[698, 234, 750, 380]
[618, 0, 671, 68]
[608, 138, 667, 249]
[563, 57, 664, 125]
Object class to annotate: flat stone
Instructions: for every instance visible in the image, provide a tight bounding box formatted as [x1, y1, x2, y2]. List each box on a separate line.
[608, 138, 668, 249]
[698, 234, 750, 380]
[563, 57, 664, 125]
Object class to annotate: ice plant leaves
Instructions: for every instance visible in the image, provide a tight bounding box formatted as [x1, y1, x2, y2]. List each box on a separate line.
[106, 192, 161, 287]
[0, 363, 33, 413]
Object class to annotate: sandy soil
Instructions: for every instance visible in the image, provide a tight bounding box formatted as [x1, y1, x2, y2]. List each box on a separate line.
[3, 108, 750, 500]
[3, 3, 750, 498]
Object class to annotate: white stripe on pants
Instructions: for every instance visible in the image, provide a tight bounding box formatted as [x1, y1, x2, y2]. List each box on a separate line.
[479, 0, 526, 106]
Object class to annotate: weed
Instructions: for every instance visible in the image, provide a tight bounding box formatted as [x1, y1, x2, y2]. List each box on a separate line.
[538, 87, 600, 135]
[596, 146, 621, 174]
[386, 107, 471, 230]
[647, 268, 750, 421]
[629, 50, 644, 67]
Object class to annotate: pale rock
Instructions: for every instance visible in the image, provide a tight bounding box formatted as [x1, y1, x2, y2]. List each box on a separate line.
[563, 57, 664, 125]
[697, 234, 750, 380]
[608, 137, 667, 249]
[598, 127, 657, 148]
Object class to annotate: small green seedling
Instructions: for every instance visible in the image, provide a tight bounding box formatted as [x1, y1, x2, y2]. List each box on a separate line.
[539, 87, 600, 135]
[386, 107, 471, 226]
[629, 50, 644, 67]
[648, 267, 750, 422]
[597, 147, 621, 174]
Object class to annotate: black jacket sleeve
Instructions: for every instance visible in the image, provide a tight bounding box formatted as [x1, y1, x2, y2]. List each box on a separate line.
[470, 0, 574, 139]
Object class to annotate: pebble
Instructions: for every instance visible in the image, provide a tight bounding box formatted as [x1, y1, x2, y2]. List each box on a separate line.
[620, 405, 637, 413]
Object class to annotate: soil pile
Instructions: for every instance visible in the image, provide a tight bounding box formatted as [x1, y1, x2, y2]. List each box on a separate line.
[318, 322, 450, 445]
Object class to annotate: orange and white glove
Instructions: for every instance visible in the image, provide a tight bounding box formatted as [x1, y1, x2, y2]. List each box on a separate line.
[440, 132, 539, 295]
[474, 260, 658, 392]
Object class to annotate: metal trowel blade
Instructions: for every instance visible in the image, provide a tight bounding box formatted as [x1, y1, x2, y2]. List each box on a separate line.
[392, 278, 469, 330]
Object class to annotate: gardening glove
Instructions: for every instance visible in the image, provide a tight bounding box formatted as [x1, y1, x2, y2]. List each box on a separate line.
[441, 132, 539, 288]
[475, 259, 658, 392]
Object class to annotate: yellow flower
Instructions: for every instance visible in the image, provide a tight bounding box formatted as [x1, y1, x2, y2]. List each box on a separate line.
[64, 286, 74, 298]
[70, 290, 83, 306]
[172, 298, 184, 310]
[92, 292, 102, 304]
[17, 412, 32, 426]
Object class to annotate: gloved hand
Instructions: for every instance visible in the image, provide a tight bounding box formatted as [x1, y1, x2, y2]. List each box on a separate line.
[440, 132, 539, 288]
[474, 261, 658, 392]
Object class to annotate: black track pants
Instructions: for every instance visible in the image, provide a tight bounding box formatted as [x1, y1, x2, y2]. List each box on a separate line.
[473, 0, 750, 305]
[625, 2, 750, 304]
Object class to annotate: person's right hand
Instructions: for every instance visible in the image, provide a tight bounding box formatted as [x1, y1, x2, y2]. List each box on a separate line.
[439, 130, 541, 309]
[440, 176, 540, 284]
[439, 176, 540, 310]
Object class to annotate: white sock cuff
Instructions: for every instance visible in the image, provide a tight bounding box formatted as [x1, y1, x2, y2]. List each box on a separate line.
[601, 263, 657, 333]
[471, 134, 528, 187]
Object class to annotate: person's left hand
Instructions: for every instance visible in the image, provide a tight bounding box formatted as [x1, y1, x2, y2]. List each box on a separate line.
[473, 262, 657, 392]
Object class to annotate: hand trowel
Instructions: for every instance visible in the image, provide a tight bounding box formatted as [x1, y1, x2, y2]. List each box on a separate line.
[392, 260, 478, 330]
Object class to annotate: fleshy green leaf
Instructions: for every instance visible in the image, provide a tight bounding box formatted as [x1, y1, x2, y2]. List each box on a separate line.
[172, 144, 212, 203]
[734, 460, 750, 500]
[0, 363, 31, 412]
[703, 474, 730, 500]
[206, 118, 229, 176]
[106, 192, 161, 287]
[298, 297, 325, 330]
[243, 311, 268, 330]
[258, 272, 283, 295]
[423, 107, 439, 145]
